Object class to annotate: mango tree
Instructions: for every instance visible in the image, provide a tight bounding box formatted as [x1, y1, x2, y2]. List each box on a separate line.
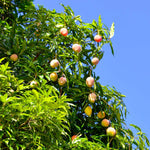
[0, 0, 149, 149]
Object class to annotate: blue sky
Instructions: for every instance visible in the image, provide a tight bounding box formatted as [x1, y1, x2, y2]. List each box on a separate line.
[34, 0, 150, 139]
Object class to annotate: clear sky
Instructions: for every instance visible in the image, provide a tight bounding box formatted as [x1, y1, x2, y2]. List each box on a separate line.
[34, 0, 150, 139]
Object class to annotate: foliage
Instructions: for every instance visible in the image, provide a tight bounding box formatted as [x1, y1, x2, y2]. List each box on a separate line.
[0, 58, 72, 149]
[0, 1, 149, 149]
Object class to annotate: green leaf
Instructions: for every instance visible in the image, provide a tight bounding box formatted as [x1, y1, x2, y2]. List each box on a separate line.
[0, 57, 6, 63]
[98, 15, 102, 29]
[32, 89, 39, 99]
[144, 135, 150, 146]
[97, 82, 104, 96]
[109, 22, 115, 38]
[83, 23, 95, 29]
[133, 140, 139, 147]
[127, 129, 134, 137]
[130, 124, 141, 132]
[92, 19, 97, 28]
[78, 61, 83, 79]
[98, 51, 104, 60]
[94, 81, 97, 91]
[65, 61, 76, 70]
[109, 41, 114, 55]
[0, 125, 3, 131]
[0, 74, 7, 78]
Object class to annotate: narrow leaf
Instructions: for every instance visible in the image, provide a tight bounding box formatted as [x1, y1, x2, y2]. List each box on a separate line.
[109, 22, 115, 38]
[92, 19, 97, 28]
[130, 124, 141, 132]
[98, 15, 102, 29]
[109, 41, 114, 55]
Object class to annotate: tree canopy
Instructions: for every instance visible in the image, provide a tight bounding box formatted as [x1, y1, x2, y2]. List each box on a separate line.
[0, 0, 149, 149]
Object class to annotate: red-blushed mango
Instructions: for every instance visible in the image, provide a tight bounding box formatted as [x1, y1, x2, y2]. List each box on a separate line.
[60, 28, 68, 36]
[92, 57, 99, 65]
[88, 93, 96, 103]
[94, 35, 102, 42]
[72, 44, 82, 53]
[101, 119, 110, 127]
[71, 135, 77, 141]
[58, 77, 67, 86]
[50, 72, 58, 82]
[10, 54, 18, 61]
[84, 106, 92, 117]
[97, 111, 105, 119]
[106, 127, 116, 137]
[50, 59, 59, 68]
[86, 77, 94, 87]
[30, 81, 38, 88]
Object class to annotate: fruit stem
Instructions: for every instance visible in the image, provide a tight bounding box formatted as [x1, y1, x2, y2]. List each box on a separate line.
[55, 53, 57, 59]
[62, 73, 66, 77]
[97, 29, 100, 35]
[107, 136, 110, 149]
[18, 118, 31, 129]
[33, 52, 41, 61]
[76, 133, 80, 136]
[59, 87, 62, 97]
[64, 14, 67, 26]
[34, 73, 37, 79]
[58, 63, 61, 72]
[58, 67, 61, 73]
[89, 66, 92, 76]
[109, 137, 114, 145]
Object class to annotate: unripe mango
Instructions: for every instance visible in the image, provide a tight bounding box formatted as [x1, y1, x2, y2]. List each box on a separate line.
[106, 127, 116, 136]
[84, 106, 92, 117]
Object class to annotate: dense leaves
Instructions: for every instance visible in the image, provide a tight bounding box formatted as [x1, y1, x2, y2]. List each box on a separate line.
[0, 58, 72, 149]
[0, 1, 149, 149]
